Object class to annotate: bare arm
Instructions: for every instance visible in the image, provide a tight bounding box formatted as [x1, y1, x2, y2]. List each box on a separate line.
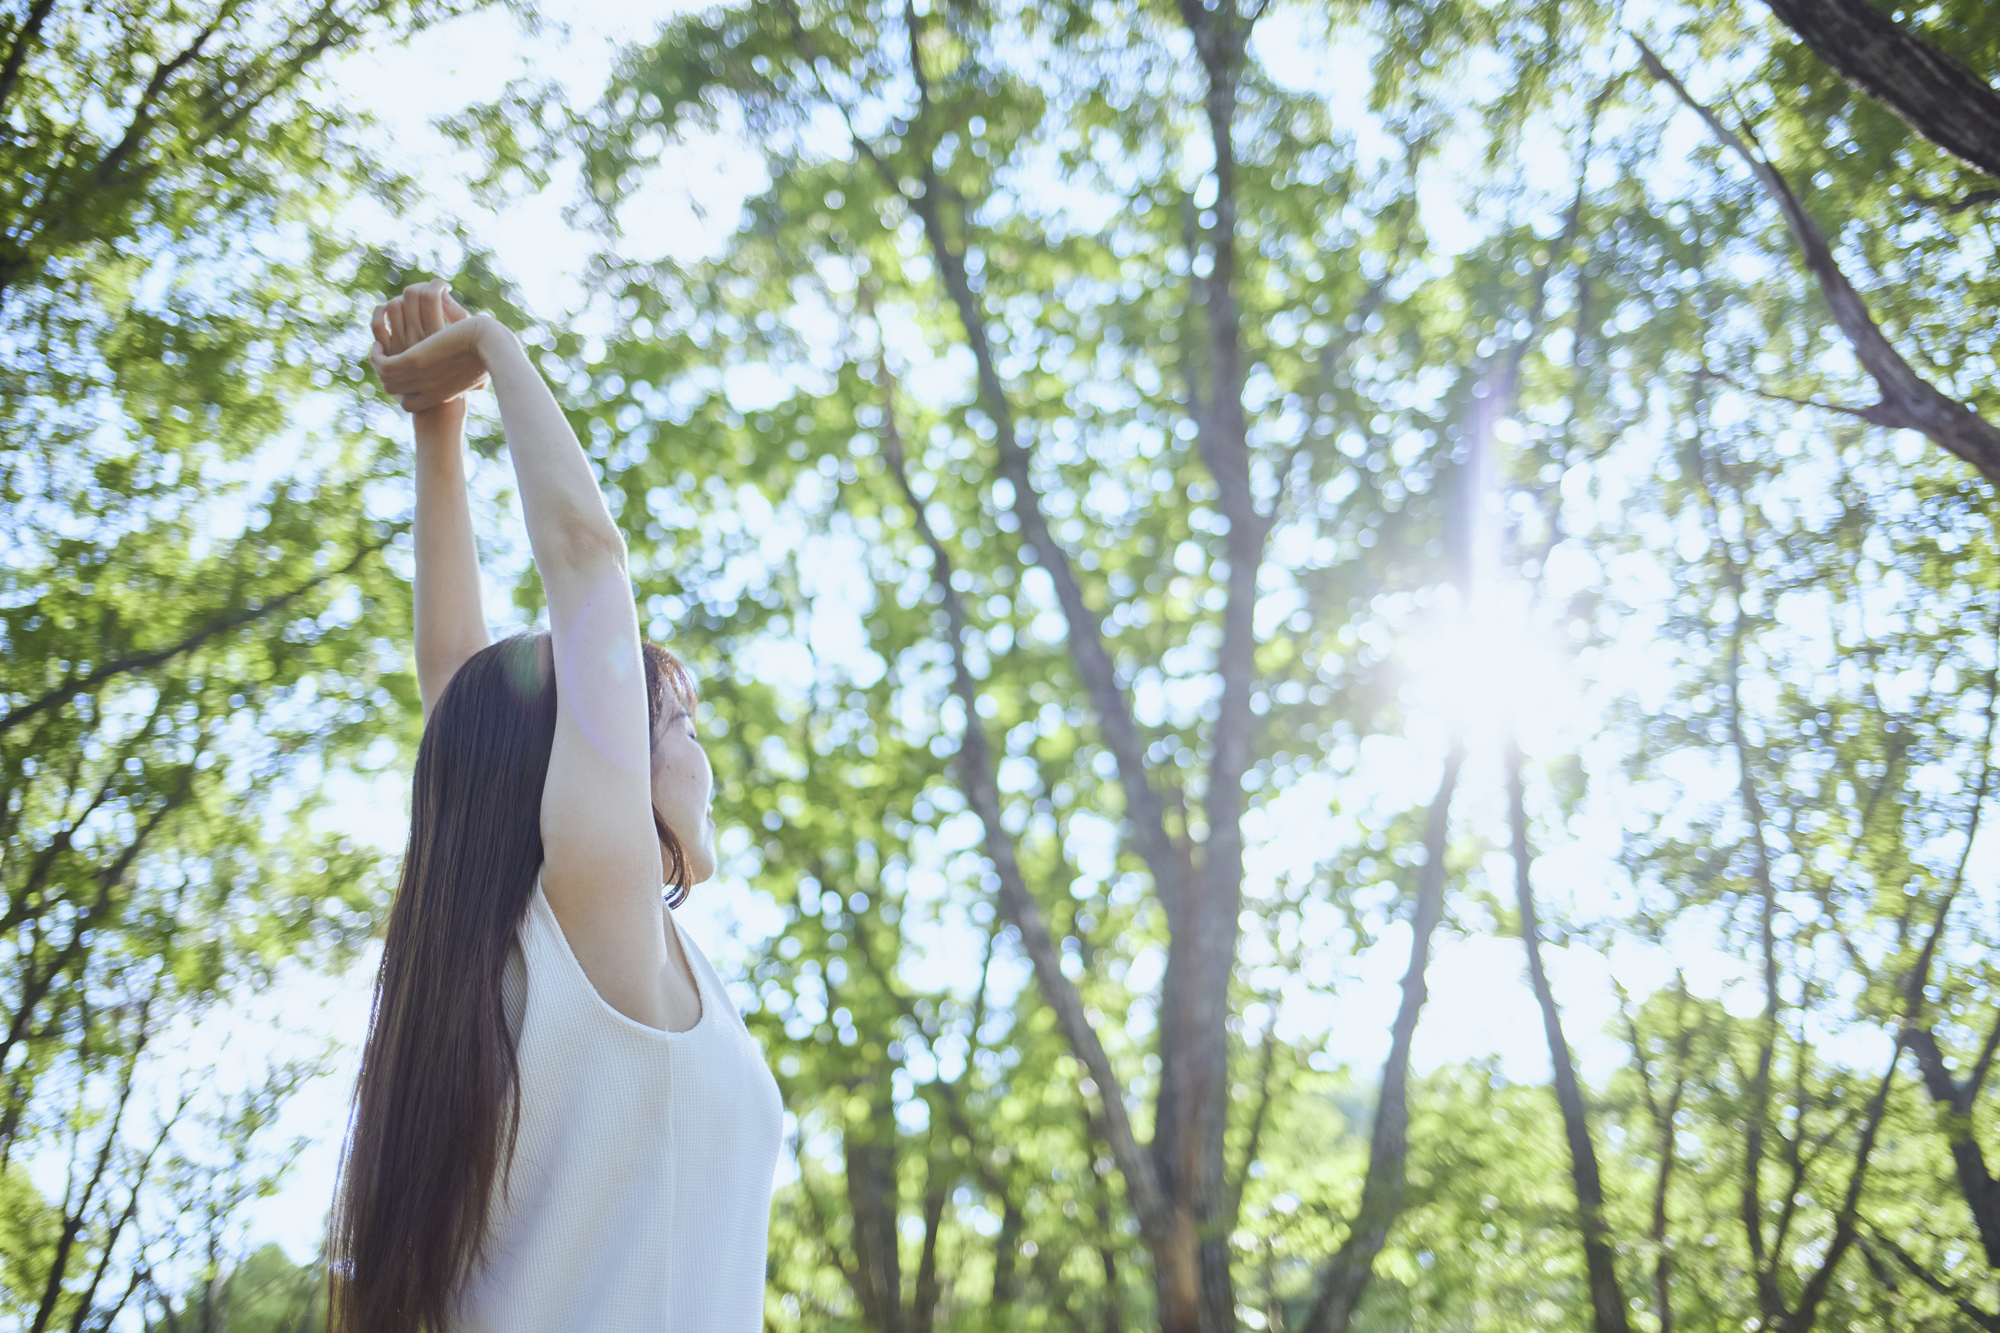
[372, 304, 674, 1027]
[412, 411, 490, 716]
[373, 285, 491, 717]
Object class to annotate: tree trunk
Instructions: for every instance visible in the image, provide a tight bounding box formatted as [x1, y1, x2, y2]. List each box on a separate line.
[1301, 745, 1463, 1333]
[1150, 1217, 1206, 1333]
[992, 1197, 1026, 1308]
[1168, 2, 1260, 1326]
[844, 1107, 906, 1333]
[912, 1159, 946, 1333]
[1762, 0, 2000, 180]
[1506, 738, 1633, 1333]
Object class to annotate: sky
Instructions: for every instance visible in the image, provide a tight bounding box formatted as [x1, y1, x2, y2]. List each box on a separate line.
[108, 0, 1884, 1274]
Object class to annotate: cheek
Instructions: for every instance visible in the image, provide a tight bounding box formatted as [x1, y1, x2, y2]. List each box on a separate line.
[653, 740, 709, 806]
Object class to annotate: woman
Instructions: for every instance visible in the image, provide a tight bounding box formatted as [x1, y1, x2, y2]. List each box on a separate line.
[331, 281, 783, 1333]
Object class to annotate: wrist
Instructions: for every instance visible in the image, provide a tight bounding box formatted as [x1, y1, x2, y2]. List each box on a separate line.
[412, 399, 468, 449]
[473, 314, 522, 367]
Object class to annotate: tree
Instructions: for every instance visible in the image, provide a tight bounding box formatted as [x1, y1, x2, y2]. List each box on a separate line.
[1760, 0, 2000, 182]
[445, 0, 1588, 1325]
[0, 0, 512, 1313]
[394, 0, 2000, 1326]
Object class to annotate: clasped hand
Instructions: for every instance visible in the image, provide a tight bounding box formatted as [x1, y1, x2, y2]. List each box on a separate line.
[369, 279, 495, 415]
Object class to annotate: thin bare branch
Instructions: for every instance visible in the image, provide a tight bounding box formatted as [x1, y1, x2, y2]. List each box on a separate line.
[1635, 36, 2000, 484]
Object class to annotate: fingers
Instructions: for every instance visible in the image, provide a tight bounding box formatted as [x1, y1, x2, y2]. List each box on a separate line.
[442, 290, 471, 323]
[371, 347, 423, 396]
[408, 280, 447, 342]
[369, 346, 402, 392]
[370, 328, 489, 406]
[370, 303, 392, 354]
[385, 297, 409, 352]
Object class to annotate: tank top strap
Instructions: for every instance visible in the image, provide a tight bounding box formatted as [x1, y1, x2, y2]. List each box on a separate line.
[517, 878, 619, 1029]
[519, 878, 725, 1041]
[670, 916, 742, 1036]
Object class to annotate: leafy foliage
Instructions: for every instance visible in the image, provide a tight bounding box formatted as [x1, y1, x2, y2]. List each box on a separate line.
[0, 0, 511, 1324]
[12, 0, 2000, 1328]
[429, 0, 2000, 1328]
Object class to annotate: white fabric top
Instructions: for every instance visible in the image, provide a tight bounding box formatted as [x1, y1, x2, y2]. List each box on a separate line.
[454, 880, 784, 1332]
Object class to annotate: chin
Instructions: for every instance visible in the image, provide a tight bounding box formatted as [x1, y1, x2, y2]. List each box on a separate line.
[663, 837, 719, 890]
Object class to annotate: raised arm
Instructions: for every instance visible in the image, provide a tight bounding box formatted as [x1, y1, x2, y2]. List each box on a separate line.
[412, 415, 490, 716]
[374, 283, 492, 717]
[372, 301, 674, 1028]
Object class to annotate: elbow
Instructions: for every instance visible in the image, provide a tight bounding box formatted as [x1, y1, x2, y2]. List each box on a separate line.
[548, 519, 628, 576]
[538, 501, 629, 576]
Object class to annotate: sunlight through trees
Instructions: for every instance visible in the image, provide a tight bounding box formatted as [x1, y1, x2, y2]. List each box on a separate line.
[5, 0, 2000, 1329]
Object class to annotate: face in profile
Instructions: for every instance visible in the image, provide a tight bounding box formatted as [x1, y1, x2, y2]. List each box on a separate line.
[650, 700, 716, 888]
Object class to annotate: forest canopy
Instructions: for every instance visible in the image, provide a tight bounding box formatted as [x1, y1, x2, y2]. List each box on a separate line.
[3, 0, 1999, 1331]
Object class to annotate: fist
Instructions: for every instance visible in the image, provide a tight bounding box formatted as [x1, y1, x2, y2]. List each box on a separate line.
[368, 280, 492, 414]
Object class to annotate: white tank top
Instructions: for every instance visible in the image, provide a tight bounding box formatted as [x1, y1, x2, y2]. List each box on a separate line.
[453, 879, 784, 1331]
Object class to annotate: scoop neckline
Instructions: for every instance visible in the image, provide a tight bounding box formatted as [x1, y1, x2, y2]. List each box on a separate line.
[531, 876, 710, 1040]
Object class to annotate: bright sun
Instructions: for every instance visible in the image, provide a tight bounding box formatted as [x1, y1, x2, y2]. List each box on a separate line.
[1399, 588, 1582, 755]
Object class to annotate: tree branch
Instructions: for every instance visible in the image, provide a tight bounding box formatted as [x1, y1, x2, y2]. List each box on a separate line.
[1224, 996, 1283, 1229]
[1693, 435, 1788, 1315]
[1761, 0, 2000, 180]
[1887, 614, 2000, 1264]
[866, 8, 1189, 927]
[1965, 1005, 2000, 1106]
[1784, 1051, 1900, 1331]
[873, 353, 1170, 1239]
[89, 4, 245, 187]
[0, 531, 397, 735]
[1300, 745, 1462, 1333]
[1905, 187, 2000, 215]
[793, 1137, 866, 1297]
[1857, 1224, 2000, 1329]
[30, 990, 152, 1333]
[1506, 737, 1633, 1333]
[0, 749, 199, 1078]
[1635, 36, 2000, 484]
[0, 0, 56, 121]
[1702, 368, 1885, 423]
[1900, 1026, 2000, 1266]
[912, 1153, 946, 1333]
[1904, 612, 2000, 1023]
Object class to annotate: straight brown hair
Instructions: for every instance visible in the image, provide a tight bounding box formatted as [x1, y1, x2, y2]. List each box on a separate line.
[328, 631, 696, 1333]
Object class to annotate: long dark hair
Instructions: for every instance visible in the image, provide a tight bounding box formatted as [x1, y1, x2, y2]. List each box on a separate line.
[329, 630, 696, 1333]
